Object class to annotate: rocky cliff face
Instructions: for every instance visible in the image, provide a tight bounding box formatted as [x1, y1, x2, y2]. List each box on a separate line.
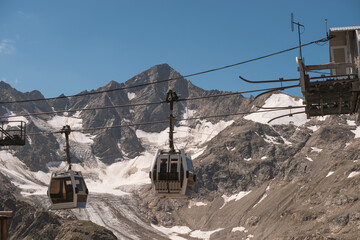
[1, 64, 360, 239]
[135, 114, 360, 239]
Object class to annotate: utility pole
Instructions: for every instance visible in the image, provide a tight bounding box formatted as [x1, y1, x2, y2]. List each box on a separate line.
[291, 13, 305, 59]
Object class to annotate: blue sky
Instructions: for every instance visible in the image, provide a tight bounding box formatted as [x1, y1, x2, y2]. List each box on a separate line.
[0, 0, 359, 98]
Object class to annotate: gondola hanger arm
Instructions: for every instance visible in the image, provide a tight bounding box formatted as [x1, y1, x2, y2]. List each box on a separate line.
[267, 111, 305, 124]
[253, 84, 300, 100]
[239, 76, 300, 84]
[256, 105, 305, 110]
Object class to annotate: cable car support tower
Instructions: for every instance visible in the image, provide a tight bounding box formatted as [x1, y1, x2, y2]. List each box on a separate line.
[60, 125, 72, 170]
[166, 90, 179, 154]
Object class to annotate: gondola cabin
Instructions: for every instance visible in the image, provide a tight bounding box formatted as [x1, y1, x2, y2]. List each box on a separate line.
[150, 149, 196, 198]
[48, 170, 88, 210]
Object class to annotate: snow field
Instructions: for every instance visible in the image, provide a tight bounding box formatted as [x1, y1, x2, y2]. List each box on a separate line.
[136, 118, 234, 159]
[151, 225, 192, 240]
[82, 153, 152, 196]
[151, 224, 224, 240]
[1, 108, 29, 131]
[0, 113, 233, 198]
[244, 93, 307, 126]
[47, 115, 96, 144]
[0, 150, 48, 195]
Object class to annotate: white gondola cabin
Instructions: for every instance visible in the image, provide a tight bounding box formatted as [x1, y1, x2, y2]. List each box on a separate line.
[48, 170, 88, 210]
[150, 149, 196, 198]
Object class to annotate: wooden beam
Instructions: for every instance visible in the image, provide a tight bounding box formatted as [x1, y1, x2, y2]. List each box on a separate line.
[0, 211, 12, 240]
[303, 62, 353, 71]
[0, 212, 12, 218]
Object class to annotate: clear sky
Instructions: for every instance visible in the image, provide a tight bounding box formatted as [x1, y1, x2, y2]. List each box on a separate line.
[0, 0, 359, 98]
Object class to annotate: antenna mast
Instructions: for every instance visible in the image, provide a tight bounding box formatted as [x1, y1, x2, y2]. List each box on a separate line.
[291, 13, 305, 59]
[325, 19, 328, 37]
[166, 90, 179, 154]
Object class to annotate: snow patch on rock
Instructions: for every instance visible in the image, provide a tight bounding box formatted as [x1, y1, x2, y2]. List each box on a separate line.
[351, 126, 360, 138]
[307, 125, 320, 132]
[253, 185, 270, 208]
[232, 226, 248, 233]
[263, 134, 281, 145]
[151, 224, 192, 240]
[127, 92, 136, 100]
[190, 228, 224, 240]
[311, 147, 322, 153]
[347, 120, 356, 126]
[188, 200, 207, 208]
[348, 171, 360, 178]
[220, 191, 251, 209]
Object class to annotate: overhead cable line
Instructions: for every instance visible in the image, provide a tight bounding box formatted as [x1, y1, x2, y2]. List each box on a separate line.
[26, 108, 304, 136]
[0, 84, 301, 119]
[0, 37, 329, 105]
[26, 120, 170, 136]
[0, 100, 167, 119]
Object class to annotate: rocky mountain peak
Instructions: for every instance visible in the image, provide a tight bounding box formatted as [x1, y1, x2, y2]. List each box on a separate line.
[103, 80, 123, 90]
[124, 63, 180, 86]
[0, 80, 13, 89]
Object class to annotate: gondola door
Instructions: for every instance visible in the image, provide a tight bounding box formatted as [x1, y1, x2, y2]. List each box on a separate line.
[168, 154, 181, 193]
[48, 171, 77, 210]
[75, 176, 88, 208]
[155, 154, 169, 193]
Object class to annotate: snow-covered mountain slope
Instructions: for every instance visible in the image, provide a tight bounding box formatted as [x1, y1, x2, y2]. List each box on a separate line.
[1, 65, 360, 239]
[0, 114, 233, 239]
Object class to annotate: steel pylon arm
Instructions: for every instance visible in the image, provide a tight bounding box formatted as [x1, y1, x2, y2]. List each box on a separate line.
[0, 121, 26, 146]
[239, 76, 300, 84]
